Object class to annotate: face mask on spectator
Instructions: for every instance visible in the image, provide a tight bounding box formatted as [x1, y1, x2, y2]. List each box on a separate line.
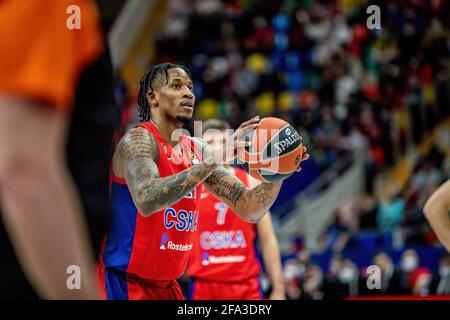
[330, 262, 340, 275]
[401, 257, 418, 272]
[306, 273, 323, 289]
[338, 268, 356, 284]
[298, 264, 306, 276]
[284, 264, 301, 280]
[439, 266, 450, 277]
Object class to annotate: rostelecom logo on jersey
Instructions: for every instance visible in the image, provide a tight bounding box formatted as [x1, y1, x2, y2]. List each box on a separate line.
[159, 232, 192, 252]
[160, 233, 169, 249]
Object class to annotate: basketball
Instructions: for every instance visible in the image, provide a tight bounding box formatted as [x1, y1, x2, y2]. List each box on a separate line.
[238, 117, 305, 183]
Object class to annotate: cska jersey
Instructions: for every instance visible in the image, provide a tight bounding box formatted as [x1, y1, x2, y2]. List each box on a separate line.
[101, 121, 203, 281]
[188, 167, 261, 282]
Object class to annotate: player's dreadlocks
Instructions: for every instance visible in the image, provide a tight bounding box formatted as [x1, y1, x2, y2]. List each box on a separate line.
[137, 63, 191, 122]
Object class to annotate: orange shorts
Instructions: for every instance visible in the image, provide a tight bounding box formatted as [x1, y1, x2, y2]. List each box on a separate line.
[188, 277, 263, 300]
[0, 0, 103, 111]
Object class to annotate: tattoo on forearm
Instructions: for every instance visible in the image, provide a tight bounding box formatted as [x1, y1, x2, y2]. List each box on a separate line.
[205, 169, 245, 207]
[204, 167, 280, 222]
[119, 128, 215, 215]
[136, 163, 215, 215]
[253, 183, 274, 207]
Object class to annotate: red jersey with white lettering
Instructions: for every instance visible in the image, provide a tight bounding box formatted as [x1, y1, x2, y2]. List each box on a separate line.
[187, 167, 261, 282]
[101, 121, 203, 284]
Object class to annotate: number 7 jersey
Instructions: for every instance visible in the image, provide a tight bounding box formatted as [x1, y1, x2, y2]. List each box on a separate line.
[187, 167, 261, 282]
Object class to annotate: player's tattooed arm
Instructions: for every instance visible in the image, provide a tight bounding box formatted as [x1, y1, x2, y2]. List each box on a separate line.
[118, 127, 216, 217]
[203, 166, 282, 223]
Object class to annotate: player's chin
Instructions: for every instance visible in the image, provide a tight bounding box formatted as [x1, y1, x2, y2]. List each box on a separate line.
[176, 114, 193, 124]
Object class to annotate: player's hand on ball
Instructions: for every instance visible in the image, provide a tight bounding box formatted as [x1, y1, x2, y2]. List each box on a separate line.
[232, 115, 260, 141]
[210, 116, 259, 165]
[295, 145, 309, 172]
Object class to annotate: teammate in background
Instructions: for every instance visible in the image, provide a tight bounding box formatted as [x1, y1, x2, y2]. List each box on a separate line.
[99, 63, 309, 300]
[424, 179, 450, 252]
[0, 1, 103, 299]
[187, 119, 287, 300]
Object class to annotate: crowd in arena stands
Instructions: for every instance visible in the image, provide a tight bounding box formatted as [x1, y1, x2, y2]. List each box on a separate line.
[323, 141, 449, 249]
[275, 137, 450, 299]
[274, 248, 450, 300]
[277, 138, 449, 299]
[155, 0, 449, 178]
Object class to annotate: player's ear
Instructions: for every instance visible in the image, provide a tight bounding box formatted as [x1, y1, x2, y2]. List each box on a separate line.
[148, 91, 159, 108]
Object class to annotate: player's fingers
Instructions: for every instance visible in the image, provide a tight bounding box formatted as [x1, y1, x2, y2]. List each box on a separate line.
[295, 151, 310, 172]
[238, 117, 260, 132]
[235, 116, 260, 133]
[233, 122, 258, 140]
[239, 115, 260, 128]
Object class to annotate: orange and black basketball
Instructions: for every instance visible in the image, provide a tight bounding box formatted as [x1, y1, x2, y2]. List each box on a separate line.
[238, 117, 305, 183]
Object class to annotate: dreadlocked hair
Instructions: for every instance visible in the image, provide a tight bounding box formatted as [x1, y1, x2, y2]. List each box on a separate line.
[137, 62, 191, 122]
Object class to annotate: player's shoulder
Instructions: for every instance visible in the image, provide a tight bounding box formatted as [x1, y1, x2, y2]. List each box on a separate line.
[116, 126, 159, 161]
[119, 126, 153, 149]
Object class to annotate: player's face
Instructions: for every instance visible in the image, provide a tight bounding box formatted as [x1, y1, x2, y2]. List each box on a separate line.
[203, 130, 227, 149]
[156, 68, 195, 124]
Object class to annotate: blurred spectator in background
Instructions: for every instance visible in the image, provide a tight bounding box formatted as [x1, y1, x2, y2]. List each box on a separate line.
[336, 199, 361, 233]
[283, 258, 303, 300]
[300, 263, 325, 300]
[296, 249, 311, 269]
[358, 194, 378, 229]
[399, 249, 432, 296]
[300, 259, 350, 300]
[283, 250, 315, 300]
[337, 259, 360, 297]
[377, 186, 405, 233]
[327, 254, 344, 279]
[403, 146, 447, 243]
[429, 253, 450, 295]
[371, 251, 403, 295]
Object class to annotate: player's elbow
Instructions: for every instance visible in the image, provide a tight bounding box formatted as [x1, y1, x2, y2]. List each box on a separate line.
[423, 197, 437, 219]
[240, 208, 265, 224]
[135, 202, 153, 217]
[245, 215, 262, 224]
[134, 194, 158, 217]
[138, 208, 154, 217]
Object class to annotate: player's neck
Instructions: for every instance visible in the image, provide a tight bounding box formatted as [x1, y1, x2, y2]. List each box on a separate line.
[150, 117, 183, 147]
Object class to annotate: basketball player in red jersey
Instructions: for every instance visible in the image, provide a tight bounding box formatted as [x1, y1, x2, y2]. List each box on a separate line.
[424, 179, 450, 252]
[99, 63, 309, 300]
[187, 119, 288, 300]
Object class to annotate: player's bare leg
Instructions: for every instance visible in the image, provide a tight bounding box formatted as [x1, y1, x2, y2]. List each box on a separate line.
[0, 96, 99, 299]
[424, 179, 450, 252]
